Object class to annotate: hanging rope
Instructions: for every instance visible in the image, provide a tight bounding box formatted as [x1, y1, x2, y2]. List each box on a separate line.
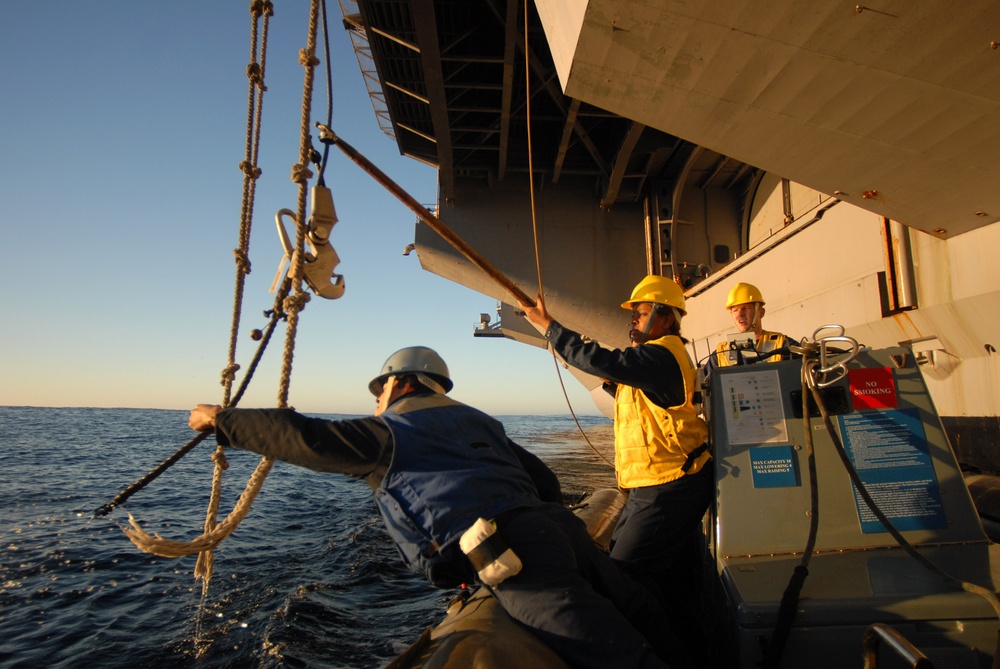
[193, 0, 276, 586]
[122, 1, 325, 587]
[318, 9, 606, 464]
[523, 2, 541, 298]
[115, 0, 276, 551]
[279, 0, 323, 406]
[322, 6, 609, 468]
[226, 0, 274, 406]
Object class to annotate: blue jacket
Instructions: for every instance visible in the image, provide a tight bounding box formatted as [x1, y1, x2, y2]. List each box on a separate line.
[375, 393, 541, 586]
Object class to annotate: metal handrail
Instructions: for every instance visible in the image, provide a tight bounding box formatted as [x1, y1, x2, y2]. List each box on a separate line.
[862, 624, 934, 669]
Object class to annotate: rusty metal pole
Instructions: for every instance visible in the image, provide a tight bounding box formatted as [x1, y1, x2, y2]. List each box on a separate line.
[325, 128, 536, 308]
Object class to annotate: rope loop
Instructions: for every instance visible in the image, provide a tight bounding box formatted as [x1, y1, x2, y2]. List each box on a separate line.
[122, 457, 276, 559]
[239, 160, 262, 179]
[232, 248, 252, 275]
[290, 162, 313, 184]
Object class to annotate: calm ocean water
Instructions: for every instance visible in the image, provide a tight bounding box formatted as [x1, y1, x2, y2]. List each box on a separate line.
[0, 406, 615, 669]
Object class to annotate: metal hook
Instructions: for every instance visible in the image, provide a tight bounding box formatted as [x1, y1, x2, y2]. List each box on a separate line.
[270, 209, 297, 294]
[271, 187, 346, 299]
[302, 185, 345, 299]
[806, 325, 860, 388]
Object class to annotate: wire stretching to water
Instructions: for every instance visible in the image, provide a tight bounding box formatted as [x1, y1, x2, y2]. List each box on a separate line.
[521, 2, 612, 469]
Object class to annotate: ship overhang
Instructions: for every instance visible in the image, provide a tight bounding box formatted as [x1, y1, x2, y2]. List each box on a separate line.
[534, 0, 1000, 238]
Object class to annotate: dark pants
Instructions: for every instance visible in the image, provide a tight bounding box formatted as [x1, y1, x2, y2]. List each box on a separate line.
[610, 464, 715, 663]
[611, 463, 714, 594]
[490, 504, 689, 669]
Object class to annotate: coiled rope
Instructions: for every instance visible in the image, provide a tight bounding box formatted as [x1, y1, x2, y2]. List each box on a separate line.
[121, 0, 324, 590]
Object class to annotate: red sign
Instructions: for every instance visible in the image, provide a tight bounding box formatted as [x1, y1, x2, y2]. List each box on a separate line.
[848, 367, 898, 410]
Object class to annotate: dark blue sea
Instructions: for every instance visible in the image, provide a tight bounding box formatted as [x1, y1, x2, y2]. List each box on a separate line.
[0, 406, 615, 668]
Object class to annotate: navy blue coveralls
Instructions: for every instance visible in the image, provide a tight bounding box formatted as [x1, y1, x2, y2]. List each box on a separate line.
[213, 392, 686, 669]
[542, 320, 714, 663]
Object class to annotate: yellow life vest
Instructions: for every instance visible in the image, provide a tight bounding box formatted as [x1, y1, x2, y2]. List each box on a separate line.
[713, 331, 789, 367]
[613, 336, 710, 489]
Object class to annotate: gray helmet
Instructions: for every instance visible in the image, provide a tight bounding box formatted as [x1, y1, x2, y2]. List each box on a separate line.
[368, 346, 453, 396]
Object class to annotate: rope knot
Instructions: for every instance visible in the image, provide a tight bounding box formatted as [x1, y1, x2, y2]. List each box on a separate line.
[211, 449, 230, 470]
[220, 363, 241, 385]
[249, 0, 265, 18]
[232, 248, 252, 275]
[290, 163, 313, 184]
[239, 160, 262, 179]
[298, 48, 320, 67]
[283, 291, 311, 314]
[246, 62, 263, 86]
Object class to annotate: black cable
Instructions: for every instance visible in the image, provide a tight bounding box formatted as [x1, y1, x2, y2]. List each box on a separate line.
[93, 296, 287, 518]
[815, 381, 1000, 619]
[761, 362, 821, 668]
[93, 432, 211, 518]
[316, 0, 333, 185]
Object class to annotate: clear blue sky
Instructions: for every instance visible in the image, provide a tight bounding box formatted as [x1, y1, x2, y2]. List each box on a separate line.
[0, 2, 599, 416]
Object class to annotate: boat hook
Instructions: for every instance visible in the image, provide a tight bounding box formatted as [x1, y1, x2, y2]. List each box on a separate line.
[316, 124, 536, 308]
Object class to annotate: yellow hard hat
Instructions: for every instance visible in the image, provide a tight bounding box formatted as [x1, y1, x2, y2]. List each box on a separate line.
[621, 275, 686, 315]
[725, 282, 765, 309]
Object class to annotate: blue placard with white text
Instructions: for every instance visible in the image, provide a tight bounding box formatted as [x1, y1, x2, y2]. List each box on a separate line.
[838, 408, 947, 533]
[750, 445, 800, 488]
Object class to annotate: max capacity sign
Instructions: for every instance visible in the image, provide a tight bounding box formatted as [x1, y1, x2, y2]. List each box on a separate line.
[848, 367, 898, 410]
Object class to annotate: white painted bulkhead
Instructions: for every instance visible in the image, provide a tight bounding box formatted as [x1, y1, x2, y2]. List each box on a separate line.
[683, 177, 1000, 439]
[414, 166, 999, 455]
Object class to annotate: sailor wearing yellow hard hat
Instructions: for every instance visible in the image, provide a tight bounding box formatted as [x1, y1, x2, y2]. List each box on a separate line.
[520, 275, 712, 663]
[708, 282, 798, 369]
